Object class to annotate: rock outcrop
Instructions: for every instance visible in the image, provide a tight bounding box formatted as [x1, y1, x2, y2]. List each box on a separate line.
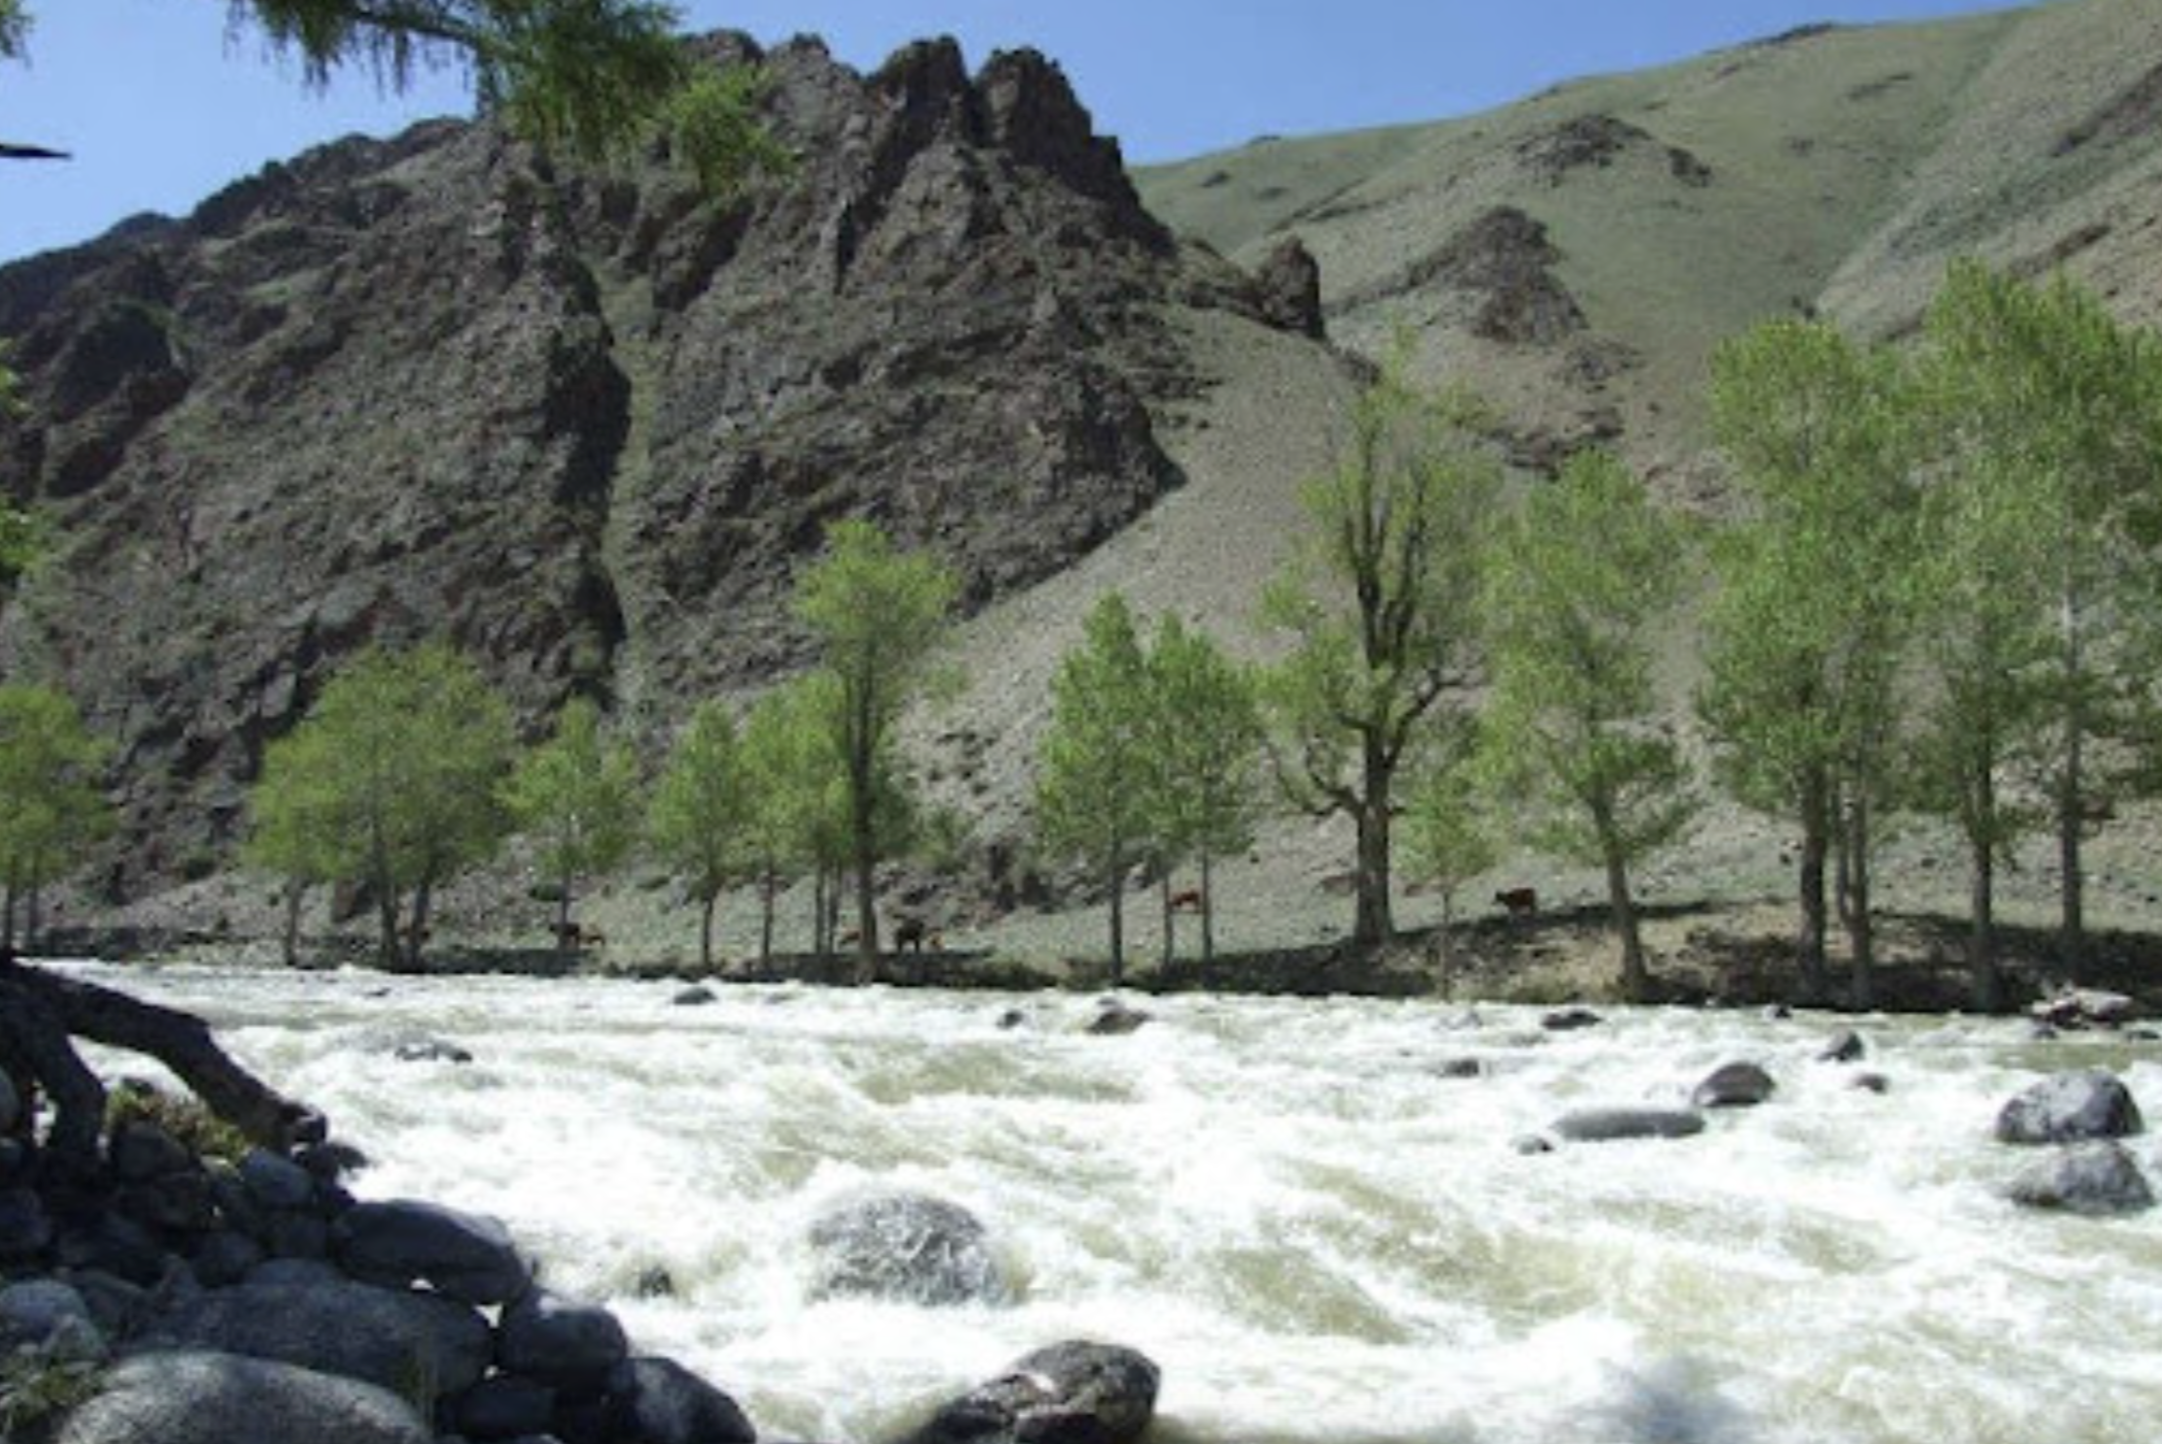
[0, 31, 1324, 895]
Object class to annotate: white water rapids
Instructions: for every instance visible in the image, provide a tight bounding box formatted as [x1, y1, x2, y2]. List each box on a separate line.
[62, 961, 2162, 1444]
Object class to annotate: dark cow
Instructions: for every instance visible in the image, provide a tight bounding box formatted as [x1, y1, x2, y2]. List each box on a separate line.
[1494, 887, 1538, 919]
[1169, 888, 1205, 914]
[895, 917, 930, 953]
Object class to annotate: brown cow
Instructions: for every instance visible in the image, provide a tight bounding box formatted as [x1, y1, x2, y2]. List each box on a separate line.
[1169, 888, 1205, 914]
[1494, 887, 1538, 919]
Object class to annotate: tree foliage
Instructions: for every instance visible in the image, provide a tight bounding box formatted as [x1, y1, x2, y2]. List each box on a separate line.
[1480, 449, 1695, 1000]
[1697, 318, 1917, 1003]
[1262, 359, 1501, 946]
[1396, 719, 1496, 985]
[505, 695, 640, 947]
[1918, 260, 2162, 975]
[647, 698, 753, 972]
[1144, 613, 1263, 964]
[0, 683, 111, 948]
[248, 643, 513, 968]
[794, 520, 957, 975]
[1035, 593, 1154, 981]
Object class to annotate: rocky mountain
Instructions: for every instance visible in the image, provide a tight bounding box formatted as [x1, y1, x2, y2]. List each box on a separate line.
[0, 33, 1330, 896]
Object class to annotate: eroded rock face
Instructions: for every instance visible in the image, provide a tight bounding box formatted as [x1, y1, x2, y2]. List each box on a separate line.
[0, 32, 1316, 895]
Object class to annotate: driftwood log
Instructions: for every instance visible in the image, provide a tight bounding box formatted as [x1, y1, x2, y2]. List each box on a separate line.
[0, 952, 324, 1171]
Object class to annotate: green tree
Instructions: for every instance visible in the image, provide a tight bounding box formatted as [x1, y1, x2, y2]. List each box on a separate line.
[739, 673, 854, 963]
[1921, 260, 2162, 977]
[506, 696, 641, 953]
[1480, 450, 1696, 1001]
[0, 683, 111, 949]
[794, 520, 957, 979]
[3, 0, 784, 184]
[1262, 359, 1501, 947]
[1697, 318, 1917, 1004]
[647, 698, 754, 972]
[1035, 593, 1155, 982]
[245, 723, 348, 967]
[1145, 614, 1264, 965]
[256, 643, 514, 969]
[1396, 721, 1497, 993]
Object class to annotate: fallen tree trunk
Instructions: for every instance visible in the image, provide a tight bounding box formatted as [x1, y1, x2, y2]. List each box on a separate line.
[0, 953, 325, 1172]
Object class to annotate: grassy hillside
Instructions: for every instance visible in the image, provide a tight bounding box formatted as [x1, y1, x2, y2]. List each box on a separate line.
[1137, 0, 2161, 493]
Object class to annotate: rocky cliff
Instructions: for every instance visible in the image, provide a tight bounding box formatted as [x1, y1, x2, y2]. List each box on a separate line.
[0, 34, 1321, 894]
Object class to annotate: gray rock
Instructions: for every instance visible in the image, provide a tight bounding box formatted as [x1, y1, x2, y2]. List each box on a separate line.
[0, 1279, 102, 1355]
[52, 1350, 431, 1444]
[1995, 1070, 2144, 1145]
[1818, 1030, 1865, 1064]
[143, 1278, 493, 1400]
[0, 1071, 18, 1134]
[240, 1149, 318, 1211]
[2031, 988, 2137, 1030]
[604, 1356, 755, 1444]
[1542, 1007, 1603, 1032]
[452, 1375, 558, 1440]
[1849, 1072, 1891, 1095]
[246, 1257, 346, 1289]
[1691, 1061, 1776, 1109]
[900, 1340, 1160, 1444]
[334, 1199, 531, 1304]
[1087, 1003, 1150, 1036]
[0, 1185, 54, 1259]
[190, 1229, 267, 1288]
[807, 1191, 1007, 1306]
[110, 1121, 194, 1181]
[1551, 1108, 1705, 1143]
[2007, 1142, 2155, 1215]
[390, 1036, 474, 1065]
[498, 1290, 629, 1390]
[672, 985, 717, 1006]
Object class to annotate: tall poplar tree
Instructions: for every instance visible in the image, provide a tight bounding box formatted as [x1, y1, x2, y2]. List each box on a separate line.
[1145, 615, 1264, 965]
[0, 683, 111, 949]
[1479, 450, 1695, 1001]
[506, 696, 641, 953]
[1698, 319, 1917, 1004]
[1262, 360, 1501, 947]
[794, 520, 956, 978]
[648, 699, 754, 973]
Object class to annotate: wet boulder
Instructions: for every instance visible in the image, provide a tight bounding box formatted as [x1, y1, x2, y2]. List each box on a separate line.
[0, 1072, 17, 1133]
[498, 1289, 630, 1391]
[1994, 1070, 2144, 1145]
[807, 1191, 1007, 1306]
[0, 1279, 103, 1358]
[1691, 1062, 1776, 1109]
[2031, 988, 2136, 1031]
[673, 985, 718, 1006]
[1551, 1108, 1705, 1143]
[2006, 1142, 2154, 1216]
[333, 1198, 532, 1303]
[1542, 1007, 1603, 1032]
[605, 1355, 756, 1444]
[52, 1350, 432, 1444]
[1818, 1030, 1866, 1064]
[1088, 1001, 1150, 1036]
[898, 1340, 1160, 1444]
[0, 1187, 55, 1260]
[451, 1374, 558, 1440]
[142, 1278, 493, 1398]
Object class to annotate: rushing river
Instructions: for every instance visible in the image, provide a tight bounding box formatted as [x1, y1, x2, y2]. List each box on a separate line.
[61, 961, 2162, 1444]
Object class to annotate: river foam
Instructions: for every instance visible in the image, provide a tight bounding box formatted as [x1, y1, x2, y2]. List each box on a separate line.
[65, 962, 2162, 1443]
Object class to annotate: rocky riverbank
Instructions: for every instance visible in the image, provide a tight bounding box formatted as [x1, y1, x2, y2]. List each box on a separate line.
[0, 1069, 1162, 1444]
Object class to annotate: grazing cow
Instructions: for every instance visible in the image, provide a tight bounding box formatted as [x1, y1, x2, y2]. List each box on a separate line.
[1169, 888, 1205, 914]
[895, 916, 945, 954]
[1494, 886, 1538, 919]
[837, 928, 862, 948]
[553, 921, 606, 950]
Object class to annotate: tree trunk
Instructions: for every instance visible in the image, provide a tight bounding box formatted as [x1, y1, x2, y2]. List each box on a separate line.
[1436, 890, 1457, 999]
[1598, 815, 1648, 1003]
[1843, 788, 1875, 1011]
[280, 879, 305, 969]
[1200, 849, 1217, 965]
[0, 957, 325, 1173]
[1159, 875, 1174, 969]
[403, 880, 433, 972]
[699, 892, 717, 973]
[2057, 735, 2087, 982]
[811, 866, 828, 958]
[1, 884, 13, 950]
[556, 876, 575, 957]
[374, 876, 403, 972]
[760, 864, 777, 965]
[1107, 853, 1127, 986]
[1795, 767, 1830, 1003]
[1352, 760, 1395, 948]
[852, 751, 880, 982]
[26, 880, 41, 953]
[1969, 833, 2001, 1013]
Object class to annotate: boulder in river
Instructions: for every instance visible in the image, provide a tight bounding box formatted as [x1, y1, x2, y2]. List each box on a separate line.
[1818, 1030, 1866, 1064]
[52, 1350, 432, 1444]
[333, 1198, 532, 1304]
[1088, 1002, 1150, 1036]
[897, 1340, 1161, 1444]
[498, 1288, 631, 1391]
[605, 1355, 756, 1444]
[807, 1191, 1008, 1306]
[1551, 1108, 1705, 1143]
[2031, 987, 2136, 1031]
[1542, 1007, 1604, 1032]
[2006, 1141, 2155, 1215]
[1691, 1062, 1776, 1109]
[1994, 1070, 2144, 1145]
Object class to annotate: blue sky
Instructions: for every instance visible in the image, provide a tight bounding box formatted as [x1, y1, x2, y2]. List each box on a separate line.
[2, 0, 2020, 263]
